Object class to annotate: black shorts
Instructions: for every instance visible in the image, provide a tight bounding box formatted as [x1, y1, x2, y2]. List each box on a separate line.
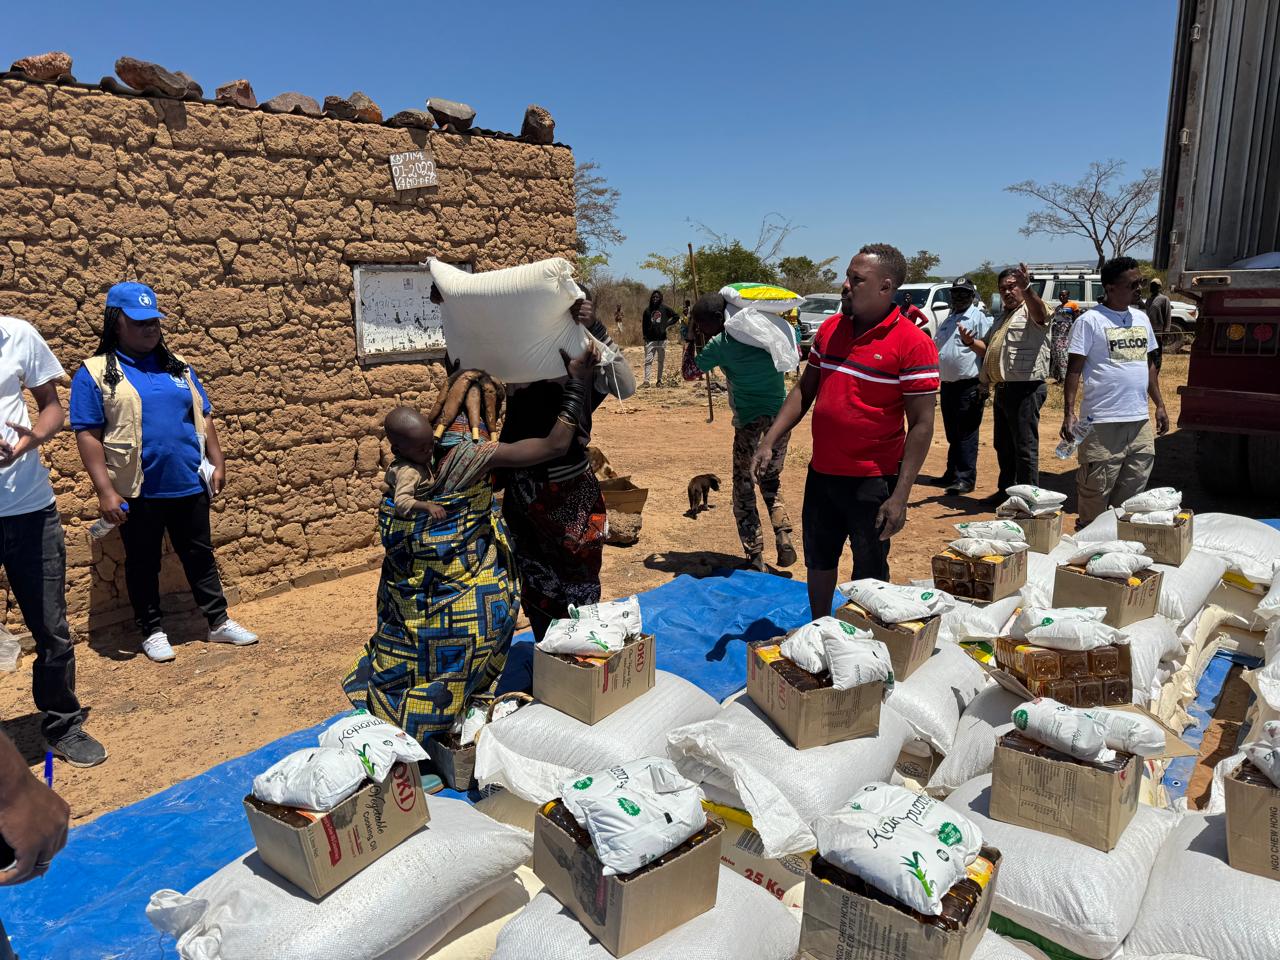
[801, 468, 898, 578]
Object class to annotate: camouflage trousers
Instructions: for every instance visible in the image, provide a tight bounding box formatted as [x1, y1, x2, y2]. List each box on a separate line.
[732, 414, 793, 557]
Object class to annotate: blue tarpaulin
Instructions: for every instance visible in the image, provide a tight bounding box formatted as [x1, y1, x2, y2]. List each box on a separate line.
[0, 570, 821, 959]
[1161, 648, 1264, 801]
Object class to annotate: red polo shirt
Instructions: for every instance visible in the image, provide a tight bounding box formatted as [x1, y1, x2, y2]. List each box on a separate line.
[807, 307, 940, 476]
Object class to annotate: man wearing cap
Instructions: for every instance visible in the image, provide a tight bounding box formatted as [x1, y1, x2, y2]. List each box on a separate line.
[0, 313, 106, 767]
[927, 278, 992, 496]
[70, 283, 257, 665]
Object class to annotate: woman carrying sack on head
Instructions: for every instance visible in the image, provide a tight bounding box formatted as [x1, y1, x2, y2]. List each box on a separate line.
[69, 282, 257, 663]
[343, 346, 601, 747]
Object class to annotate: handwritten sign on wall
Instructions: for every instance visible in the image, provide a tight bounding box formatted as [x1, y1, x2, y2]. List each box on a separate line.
[388, 150, 438, 191]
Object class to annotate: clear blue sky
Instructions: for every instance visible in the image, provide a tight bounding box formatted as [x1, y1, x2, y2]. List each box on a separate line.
[7, 0, 1177, 284]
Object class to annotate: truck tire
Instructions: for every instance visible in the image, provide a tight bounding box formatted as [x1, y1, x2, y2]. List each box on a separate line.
[1246, 435, 1280, 496]
[1196, 431, 1250, 497]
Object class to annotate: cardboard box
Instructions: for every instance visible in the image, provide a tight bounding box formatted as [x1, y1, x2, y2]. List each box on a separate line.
[533, 634, 655, 725]
[244, 761, 429, 899]
[929, 549, 1027, 603]
[1052, 565, 1163, 628]
[425, 735, 475, 792]
[747, 640, 883, 749]
[1116, 510, 1194, 566]
[798, 846, 1002, 960]
[1018, 511, 1064, 554]
[1225, 762, 1280, 880]
[980, 662, 1194, 852]
[834, 603, 940, 682]
[990, 733, 1141, 852]
[533, 806, 722, 957]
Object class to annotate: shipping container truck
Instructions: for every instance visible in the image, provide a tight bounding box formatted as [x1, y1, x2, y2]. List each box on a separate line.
[1154, 0, 1280, 496]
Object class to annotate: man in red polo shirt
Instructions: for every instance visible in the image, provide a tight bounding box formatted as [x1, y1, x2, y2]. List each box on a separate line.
[754, 243, 939, 619]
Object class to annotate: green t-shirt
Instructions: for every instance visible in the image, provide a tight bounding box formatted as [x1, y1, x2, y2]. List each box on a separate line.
[695, 332, 787, 427]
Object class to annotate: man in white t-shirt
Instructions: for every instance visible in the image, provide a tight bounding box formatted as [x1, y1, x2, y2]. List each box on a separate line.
[1061, 257, 1169, 526]
[0, 315, 106, 767]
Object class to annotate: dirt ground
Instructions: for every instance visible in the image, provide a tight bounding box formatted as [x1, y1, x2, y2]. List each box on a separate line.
[0, 352, 1261, 821]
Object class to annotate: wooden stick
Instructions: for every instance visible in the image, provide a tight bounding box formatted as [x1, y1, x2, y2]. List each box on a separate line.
[688, 242, 713, 423]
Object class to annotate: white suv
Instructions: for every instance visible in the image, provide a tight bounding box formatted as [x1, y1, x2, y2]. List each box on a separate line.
[1022, 271, 1197, 352]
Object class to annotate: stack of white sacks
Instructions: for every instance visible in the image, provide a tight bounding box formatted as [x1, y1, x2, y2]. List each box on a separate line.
[147, 496, 1280, 959]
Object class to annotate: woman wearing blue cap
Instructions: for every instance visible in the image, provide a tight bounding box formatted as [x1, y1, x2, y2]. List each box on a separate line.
[68, 282, 257, 663]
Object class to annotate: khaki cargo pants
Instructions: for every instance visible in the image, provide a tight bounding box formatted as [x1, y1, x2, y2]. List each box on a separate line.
[1076, 419, 1156, 526]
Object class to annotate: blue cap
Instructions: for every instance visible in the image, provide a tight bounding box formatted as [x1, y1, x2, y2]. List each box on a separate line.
[106, 282, 164, 322]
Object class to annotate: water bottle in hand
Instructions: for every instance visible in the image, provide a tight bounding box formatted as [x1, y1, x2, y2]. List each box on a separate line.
[1055, 416, 1094, 459]
[88, 502, 129, 539]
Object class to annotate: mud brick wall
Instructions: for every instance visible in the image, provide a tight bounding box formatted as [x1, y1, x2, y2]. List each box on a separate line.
[0, 79, 577, 632]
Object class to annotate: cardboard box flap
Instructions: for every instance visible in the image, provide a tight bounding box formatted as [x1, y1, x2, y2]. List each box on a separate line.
[974, 660, 1196, 761]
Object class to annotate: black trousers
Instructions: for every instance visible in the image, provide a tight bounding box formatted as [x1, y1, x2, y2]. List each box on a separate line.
[940, 378, 984, 488]
[0, 505, 82, 741]
[992, 380, 1047, 491]
[119, 493, 228, 638]
[801, 469, 896, 580]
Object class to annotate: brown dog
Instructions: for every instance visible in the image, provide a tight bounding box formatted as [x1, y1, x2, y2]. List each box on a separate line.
[687, 474, 720, 515]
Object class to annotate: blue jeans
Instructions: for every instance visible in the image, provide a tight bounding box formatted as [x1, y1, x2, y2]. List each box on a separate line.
[0, 504, 82, 742]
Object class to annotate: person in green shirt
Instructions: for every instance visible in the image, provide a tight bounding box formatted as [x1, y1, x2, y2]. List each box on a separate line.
[693, 293, 796, 571]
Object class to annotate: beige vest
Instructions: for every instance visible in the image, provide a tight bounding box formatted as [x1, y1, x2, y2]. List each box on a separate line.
[83, 353, 206, 498]
[987, 304, 1051, 383]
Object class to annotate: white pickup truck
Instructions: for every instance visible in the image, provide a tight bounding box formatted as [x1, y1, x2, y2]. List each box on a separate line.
[1022, 271, 1197, 352]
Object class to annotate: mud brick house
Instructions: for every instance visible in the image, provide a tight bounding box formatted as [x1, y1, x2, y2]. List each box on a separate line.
[0, 68, 576, 632]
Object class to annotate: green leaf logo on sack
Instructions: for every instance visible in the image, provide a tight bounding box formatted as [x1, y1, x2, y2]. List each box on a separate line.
[937, 822, 963, 846]
[617, 797, 641, 816]
[587, 632, 609, 651]
[1040, 616, 1054, 626]
[572, 777, 593, 791]
[900, 852, 934, 898]
[840, 621, 858, 635]
[921, 591, 934, 601]
[1013, 709, 1029, 730]
[355, 746, 377, 779]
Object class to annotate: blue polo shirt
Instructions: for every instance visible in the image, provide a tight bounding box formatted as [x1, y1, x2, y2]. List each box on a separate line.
[935, 306, 993, 382]
[70, 351, 212, 498]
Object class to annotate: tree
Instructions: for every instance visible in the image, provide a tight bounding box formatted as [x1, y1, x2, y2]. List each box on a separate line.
[681, 241, 777, 297]
[778, 255, 840, 294]
[638, 251, 686, 295]
[1006, 159, 1159, 269]
[960, 260, 998, 308]
[691, 213, 801, 265]
[905, 250, 941, 283]
[574, 160, 625, 255]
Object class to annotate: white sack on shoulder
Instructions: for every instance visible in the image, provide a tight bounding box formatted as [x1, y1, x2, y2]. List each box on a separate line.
[319, 711, 428, 781]
[569, 595, 643, 638]
[954, 519, 1027, 542]
[949, 537, 1030, 558]
[1085, 707, 1168, 757]
[1005, 485, 1067, 511]
[1011, 698, 1111, 760]
[537, 616, 627, 657]
[251, 747, 367, 812]
[840, 579, 954, 623]
[1065, 540, 1147, 565]
[1121, 487, 1182, 513]
[559, 758, 705, 876]
[1128, 510, 1179, 526]
[1087, 552, 1154, 579]
[429, 258, 590, 384]
[723, 305, 800, 373]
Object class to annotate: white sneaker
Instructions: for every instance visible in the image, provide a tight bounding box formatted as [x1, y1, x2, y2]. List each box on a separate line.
[142, 631, 176, 663]
[208, 619, 258, 646]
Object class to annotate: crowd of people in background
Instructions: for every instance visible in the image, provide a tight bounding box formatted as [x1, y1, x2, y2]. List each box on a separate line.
[0, 246, 1175, 907]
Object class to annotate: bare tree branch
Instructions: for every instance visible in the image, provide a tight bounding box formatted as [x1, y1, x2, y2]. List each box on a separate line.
[1006, 160, 1159, 269]
[574, 160, 625, 255]
[687, 213, 804, 264]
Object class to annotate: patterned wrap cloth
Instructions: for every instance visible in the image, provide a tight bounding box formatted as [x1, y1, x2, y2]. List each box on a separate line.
[344, 424, 520, 746]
